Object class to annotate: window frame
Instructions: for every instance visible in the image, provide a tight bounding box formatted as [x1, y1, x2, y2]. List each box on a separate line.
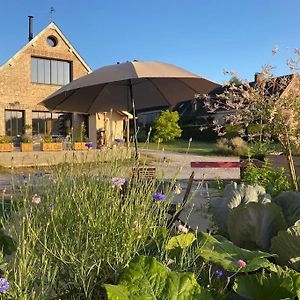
[31, 57, 72, 86]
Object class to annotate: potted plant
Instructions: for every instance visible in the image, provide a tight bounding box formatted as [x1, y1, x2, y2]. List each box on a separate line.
[73, 123, 92, 150]
[0, 135, 13, 152]
[20, 135, 33, 152]
[41, 134, 63, 151]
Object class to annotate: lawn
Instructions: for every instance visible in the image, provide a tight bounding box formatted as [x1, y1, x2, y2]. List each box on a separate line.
[138, 138, 216, 155]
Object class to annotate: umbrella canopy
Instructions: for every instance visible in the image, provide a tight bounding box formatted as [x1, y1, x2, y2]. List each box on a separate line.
[41, 61, 219, 113]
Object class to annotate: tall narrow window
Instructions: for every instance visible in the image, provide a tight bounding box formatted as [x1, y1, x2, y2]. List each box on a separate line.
[5, 110, 24, 137]
[31, 57, 71, 85]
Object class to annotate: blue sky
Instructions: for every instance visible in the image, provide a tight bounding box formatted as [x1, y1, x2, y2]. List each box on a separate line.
[1, 0, 299, 84]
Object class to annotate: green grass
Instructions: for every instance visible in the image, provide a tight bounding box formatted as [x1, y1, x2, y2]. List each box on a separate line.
[139, 139, 216, 156]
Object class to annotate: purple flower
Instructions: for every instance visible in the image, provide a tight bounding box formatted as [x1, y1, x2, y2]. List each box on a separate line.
[20, 174, 27, 180]
[214, 269, 223, 277]
[111, 177, 126, 188]
[35, 171, 43, 177]
[163, 156, 168, 162]
[152, 192, 165, 201]
[0, 278, 9, 293]
[115, 138, 124, 143]
[85, 143, 93, 148]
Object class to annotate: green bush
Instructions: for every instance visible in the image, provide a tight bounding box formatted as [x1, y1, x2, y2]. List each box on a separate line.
[0, 135, 12, 144]
[242, 161, 291, 197]
[153, 110, 182, 142]
[224, 124, 242, 138]
[181, 125, 218, 142]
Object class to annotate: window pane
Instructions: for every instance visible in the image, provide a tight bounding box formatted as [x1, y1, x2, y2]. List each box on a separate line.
[51, 60, 58, 84]
[63, 62, 70, 84]
[31, 58, 38, 82]
[57, 61, 64, 85]
[37, 58, 45, 83]
[5, 110, 24, 137]
[44, 59, 51, 84]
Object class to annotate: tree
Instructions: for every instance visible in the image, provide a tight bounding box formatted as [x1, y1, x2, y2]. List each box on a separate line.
[153, 110, 182, 142]
[205, 49, 300, 190]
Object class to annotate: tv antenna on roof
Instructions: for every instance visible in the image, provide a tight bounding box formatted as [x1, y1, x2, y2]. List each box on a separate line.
[49, 7, 55, 21]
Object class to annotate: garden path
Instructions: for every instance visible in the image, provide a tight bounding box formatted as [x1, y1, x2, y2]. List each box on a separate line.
[140, 148, 240, 180]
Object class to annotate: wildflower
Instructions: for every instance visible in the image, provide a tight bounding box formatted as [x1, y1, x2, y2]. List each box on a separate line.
[214, 269, 223, 277]
[163, 156, 168, 162]
[85, 142, 93, 149]
[237, 259, 247, 268]
[32, 194, 41, 204]
[174, 184, 182, 195]
[111, 177, 126, 189]
[0, 278, 9, 293]
[115, 138, 124, 143]
[34, 171, 43, 177]
[178, 224, 189, 234]
[49, 203, 55, 213]
[152, 192, 165, 201]
[20, 174, 27, 180]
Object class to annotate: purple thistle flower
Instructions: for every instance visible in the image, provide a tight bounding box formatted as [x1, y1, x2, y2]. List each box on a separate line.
[0, 278, 9, 293]
[152, 192, 165, 201]
[214, 269, 223, 277]
[34, 171, 43, 177]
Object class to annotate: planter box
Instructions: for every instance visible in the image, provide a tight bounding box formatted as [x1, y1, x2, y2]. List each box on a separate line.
[41, 142, 63, 151]
[20, 143, 33, 152]
[0, 143, 13, 152]
[73, 142, 88, 151]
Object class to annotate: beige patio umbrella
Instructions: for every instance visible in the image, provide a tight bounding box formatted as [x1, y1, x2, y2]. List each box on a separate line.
[41, 61, 219, 159]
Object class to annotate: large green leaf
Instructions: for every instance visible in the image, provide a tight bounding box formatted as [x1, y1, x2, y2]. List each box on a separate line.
[210, 183, 271, 235]
[165, 233, 196, 250]
[271, 220, 300, 272]
[228, 202, 287, 251]
[195, 231, 272, 272]
[233, 269, 296, 300]
[274, 191, 300, 226]
[104, 256, 213, 300]
[0, 230, 17, 255]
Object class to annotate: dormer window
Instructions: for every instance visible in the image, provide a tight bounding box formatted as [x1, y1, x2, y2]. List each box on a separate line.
[31, 57, 71, 85]
[47, 36, 58, 47]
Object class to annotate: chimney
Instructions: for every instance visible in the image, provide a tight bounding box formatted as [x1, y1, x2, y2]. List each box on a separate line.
[254, 72, 264, 83]
[28, 16, 34, 41]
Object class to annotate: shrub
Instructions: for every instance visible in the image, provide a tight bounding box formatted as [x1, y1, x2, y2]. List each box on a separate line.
[42, 134, 52, 143]
[153, 110, 182, 142]
[215, 137, 248, 156]
[0, 135, 12, 144]
[242, 161, 291, 197]
[224, 124, 242, 138]
[21, 134, 33, 143]
[181, 125, 218, 142]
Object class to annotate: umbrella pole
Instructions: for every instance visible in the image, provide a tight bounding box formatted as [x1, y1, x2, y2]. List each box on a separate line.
[129, 80, 139, 160]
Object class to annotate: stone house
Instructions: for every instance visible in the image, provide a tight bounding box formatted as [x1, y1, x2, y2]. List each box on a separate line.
[0, 19, 129, 147]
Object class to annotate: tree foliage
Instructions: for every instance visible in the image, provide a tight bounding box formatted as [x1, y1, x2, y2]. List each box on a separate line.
[153, 110, 182, 142]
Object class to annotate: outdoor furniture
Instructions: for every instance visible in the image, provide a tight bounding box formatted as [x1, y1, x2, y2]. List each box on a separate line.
[132, 167, 156, 179]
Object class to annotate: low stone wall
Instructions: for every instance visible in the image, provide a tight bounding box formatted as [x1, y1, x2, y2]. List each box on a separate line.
[0, 147, 131, 168]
